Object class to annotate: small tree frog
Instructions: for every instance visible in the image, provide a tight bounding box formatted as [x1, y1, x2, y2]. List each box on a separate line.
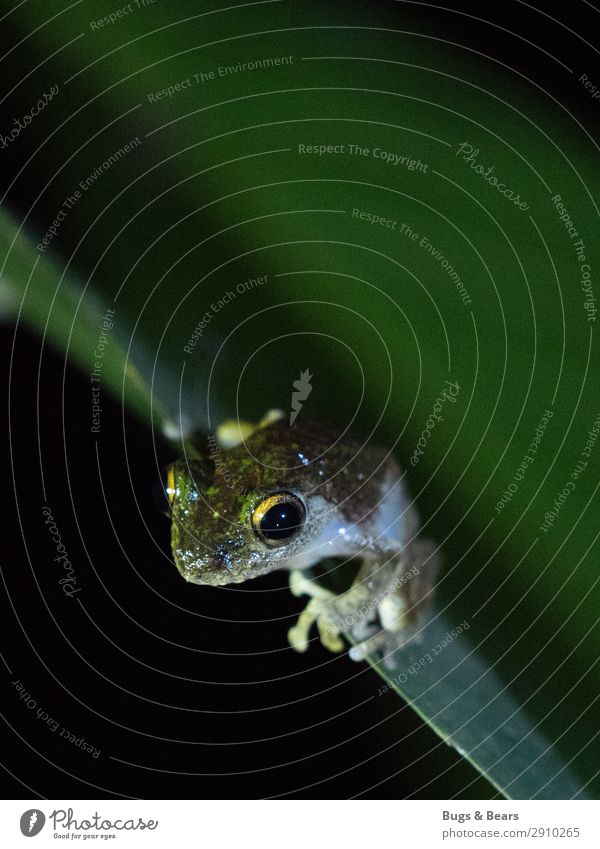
[164, 411, 440, 664]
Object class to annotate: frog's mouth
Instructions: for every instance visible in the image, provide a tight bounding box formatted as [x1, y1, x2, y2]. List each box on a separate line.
[192, 544, 310, 586]
[179, 555, 274, 586]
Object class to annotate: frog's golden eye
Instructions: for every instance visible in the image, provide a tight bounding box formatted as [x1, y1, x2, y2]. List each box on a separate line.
[252, 492, 306, 547]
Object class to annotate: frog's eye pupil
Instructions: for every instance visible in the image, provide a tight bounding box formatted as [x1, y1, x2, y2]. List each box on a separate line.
[252, 493, 306, 546]
[261, 504, 301, 540]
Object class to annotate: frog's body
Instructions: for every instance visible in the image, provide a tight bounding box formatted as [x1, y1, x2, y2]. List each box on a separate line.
[167, 414, 440, 664]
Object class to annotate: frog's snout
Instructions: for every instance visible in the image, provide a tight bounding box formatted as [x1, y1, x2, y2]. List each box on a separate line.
[211, 542, 241, 574]
[176, 533, 252, 586]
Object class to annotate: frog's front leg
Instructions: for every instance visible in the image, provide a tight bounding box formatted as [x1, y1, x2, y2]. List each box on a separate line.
[287, 554, 386, 655]
[288, 538, 440, 666]
[347, 538, 441, 665]
[287, 570, 346, 654]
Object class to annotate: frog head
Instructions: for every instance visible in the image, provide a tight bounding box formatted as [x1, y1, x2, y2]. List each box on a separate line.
[163, 419, 351, 585]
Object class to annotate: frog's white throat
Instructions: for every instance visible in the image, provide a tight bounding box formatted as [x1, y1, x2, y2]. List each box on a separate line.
[286, 478, 408, 572]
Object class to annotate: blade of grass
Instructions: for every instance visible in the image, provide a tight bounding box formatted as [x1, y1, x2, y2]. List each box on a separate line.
[366, 617, 589, 799]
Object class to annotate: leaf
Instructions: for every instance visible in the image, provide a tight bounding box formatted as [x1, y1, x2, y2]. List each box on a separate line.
[368, 618, 588, 799]
[4, 0, 599, 799]
[1, 206, 163, 429]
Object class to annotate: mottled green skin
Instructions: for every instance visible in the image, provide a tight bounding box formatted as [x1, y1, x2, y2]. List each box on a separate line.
[169, 417, 399, 585]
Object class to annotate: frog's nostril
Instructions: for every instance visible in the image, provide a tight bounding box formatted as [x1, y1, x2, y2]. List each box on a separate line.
[212, 545, 232, 572]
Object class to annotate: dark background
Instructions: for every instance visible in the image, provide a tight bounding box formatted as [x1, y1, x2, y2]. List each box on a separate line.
[2, 0, 599, 800]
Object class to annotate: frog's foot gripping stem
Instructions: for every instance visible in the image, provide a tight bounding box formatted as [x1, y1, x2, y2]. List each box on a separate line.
[347, 592, 414, 663]
[287, 570, 345, 655]
[287, 537, 440, 666]
[287, 567, 411, 661]
[287, 576, 414, 665]
[348, 538, 441, 667]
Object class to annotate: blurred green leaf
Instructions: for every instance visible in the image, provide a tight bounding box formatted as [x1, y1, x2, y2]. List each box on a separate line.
[1, 205, 164, 428]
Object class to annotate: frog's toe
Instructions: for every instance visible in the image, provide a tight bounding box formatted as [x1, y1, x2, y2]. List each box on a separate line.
[288, 595, 345, 655]
[348, 631, 387, 662]
[216, 408, 285, 448]
[287, 601, 318, 653]
[315, 617, 344, 653]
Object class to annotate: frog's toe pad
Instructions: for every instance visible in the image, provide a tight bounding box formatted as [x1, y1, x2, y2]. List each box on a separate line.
[287, 599, 345, 655]
[288, 624, 309, 653]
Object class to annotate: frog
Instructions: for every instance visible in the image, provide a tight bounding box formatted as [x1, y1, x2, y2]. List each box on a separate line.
[163, 410, 440, 665]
